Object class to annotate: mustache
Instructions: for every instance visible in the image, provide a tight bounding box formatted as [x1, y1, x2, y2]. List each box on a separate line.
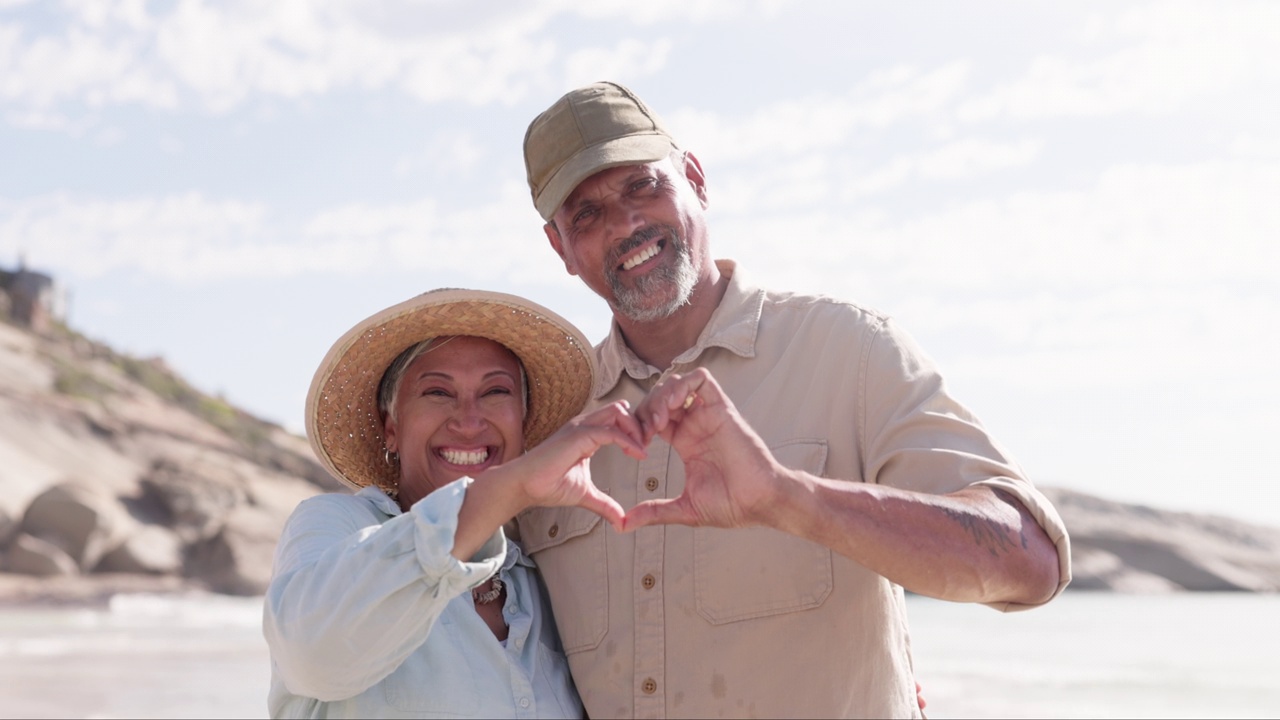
[609, 225, 670, 266]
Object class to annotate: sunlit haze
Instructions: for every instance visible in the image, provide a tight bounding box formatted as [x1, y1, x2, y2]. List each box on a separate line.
[2, 1, 1277, 525]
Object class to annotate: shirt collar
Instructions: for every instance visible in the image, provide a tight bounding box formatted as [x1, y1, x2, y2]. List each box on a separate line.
[595, 259, 764, 398]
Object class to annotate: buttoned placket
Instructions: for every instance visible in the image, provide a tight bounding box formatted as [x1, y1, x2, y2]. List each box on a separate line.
[632, 366, 686, 718]
[501, 571, 539, 719]
[633, 435, 670, 718]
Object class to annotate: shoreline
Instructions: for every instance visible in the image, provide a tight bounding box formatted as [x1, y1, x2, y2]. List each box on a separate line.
[0, 572, 219, 608]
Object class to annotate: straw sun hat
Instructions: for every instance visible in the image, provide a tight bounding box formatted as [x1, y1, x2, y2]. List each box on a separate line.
[306, 288, 596, 493]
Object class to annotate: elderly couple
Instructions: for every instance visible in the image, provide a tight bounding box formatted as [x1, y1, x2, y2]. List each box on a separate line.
[263, 82, 1071, 719]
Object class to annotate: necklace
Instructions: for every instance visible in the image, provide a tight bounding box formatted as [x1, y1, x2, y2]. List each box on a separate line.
[472, 574, 503, 605]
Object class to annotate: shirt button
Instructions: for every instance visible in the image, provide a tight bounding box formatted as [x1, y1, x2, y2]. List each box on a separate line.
[548, 524, 559, 538]
[641, 678, 658, 694]
[506, 604, 517, 615]
[519, 697, 531, 708]
[644, 477, 659, 492]
[641, 573, 656, 590]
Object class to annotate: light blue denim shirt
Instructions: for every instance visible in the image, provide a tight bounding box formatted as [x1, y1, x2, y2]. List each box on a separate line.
[264, 479, 583, 719]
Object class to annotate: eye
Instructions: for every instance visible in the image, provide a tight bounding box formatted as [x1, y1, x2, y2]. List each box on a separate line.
[628, 177, 660, 196]
[571, 206, 599, 228]
[484, 386, 513, 397]
[422, 387, 451, 398]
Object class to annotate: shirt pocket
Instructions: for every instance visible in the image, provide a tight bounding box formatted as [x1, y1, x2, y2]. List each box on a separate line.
[694, 439, 834, 625]
[382, 615, 480, 714]
[518, 506, 608, 654]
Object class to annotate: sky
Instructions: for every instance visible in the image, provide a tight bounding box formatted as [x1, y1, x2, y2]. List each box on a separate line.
[2, 1, 1278, 526]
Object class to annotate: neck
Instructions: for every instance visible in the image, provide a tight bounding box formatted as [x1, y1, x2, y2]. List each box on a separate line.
[614, 263, 729, 371]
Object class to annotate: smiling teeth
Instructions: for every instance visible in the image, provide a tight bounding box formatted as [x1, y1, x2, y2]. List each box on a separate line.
[442, 449, 489, 465]
[622, 243, 660, 270]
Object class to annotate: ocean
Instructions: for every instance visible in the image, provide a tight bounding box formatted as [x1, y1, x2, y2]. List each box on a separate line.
[0, 592, 1275, 719]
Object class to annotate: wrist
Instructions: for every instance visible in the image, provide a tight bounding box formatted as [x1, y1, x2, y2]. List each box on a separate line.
[469, 464, 532, 525]
[750, 462, 811, 531]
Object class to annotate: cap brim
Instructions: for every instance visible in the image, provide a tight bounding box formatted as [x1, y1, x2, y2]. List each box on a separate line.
[535, 134, 674, 221]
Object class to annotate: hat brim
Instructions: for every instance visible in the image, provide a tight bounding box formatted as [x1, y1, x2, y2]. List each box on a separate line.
[306, 289, 595, 491]
[534, 133, 674, 221]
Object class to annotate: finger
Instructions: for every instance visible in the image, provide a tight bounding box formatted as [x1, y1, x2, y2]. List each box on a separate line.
[639, 374, 686, 437]
[586, 423, 647, 459]
[588, 401, 646, 451]
[668, 370, 713, 413]
[607, 400, 646, 449]
[652, 374, 701, 425]
[621, 498, 699, 531]
[633, 388, 666, 441]
[580, 400, 631, 428]
[577, 487, 626, 532]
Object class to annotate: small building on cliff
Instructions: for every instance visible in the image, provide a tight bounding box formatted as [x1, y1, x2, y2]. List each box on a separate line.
[0, 259, 67, 334]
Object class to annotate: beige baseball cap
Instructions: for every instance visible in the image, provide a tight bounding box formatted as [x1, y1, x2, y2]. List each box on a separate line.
[523, 81, 676, 221]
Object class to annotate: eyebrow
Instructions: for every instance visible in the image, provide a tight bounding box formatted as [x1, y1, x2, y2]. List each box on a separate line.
[412, 369, 518, 383]
[563, 165, 657, 210]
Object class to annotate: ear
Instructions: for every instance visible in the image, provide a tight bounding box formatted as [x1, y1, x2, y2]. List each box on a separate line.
[382, 413, 399, 455]
[544, 221, 580, 276]
[681, 151, 709, 209]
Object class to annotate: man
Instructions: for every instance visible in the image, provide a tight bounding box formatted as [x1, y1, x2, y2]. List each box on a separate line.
[516, 81, 1070, 719]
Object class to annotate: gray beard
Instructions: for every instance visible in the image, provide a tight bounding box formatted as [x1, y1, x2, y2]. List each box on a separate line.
[604, 225, 697, 323]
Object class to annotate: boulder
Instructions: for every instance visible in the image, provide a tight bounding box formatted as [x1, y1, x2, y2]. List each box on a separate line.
[1044, 486, 1280, 593]
[0, 504, 18, 547]
[20, 482, 131, 570]
[5, 532, 79, 577]
[97, 525, 184, 575]
[185, 503, 284, 595]
[1067, 545, 1180, 592]
[140, 457, 247, 543]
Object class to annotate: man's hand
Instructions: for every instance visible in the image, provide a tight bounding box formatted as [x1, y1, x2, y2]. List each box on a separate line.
[624, 368, 788, 531]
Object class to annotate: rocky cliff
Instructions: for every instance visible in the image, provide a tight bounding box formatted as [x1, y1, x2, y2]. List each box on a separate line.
[0, 317, 342, 601]
[0, 317, 1277, 603]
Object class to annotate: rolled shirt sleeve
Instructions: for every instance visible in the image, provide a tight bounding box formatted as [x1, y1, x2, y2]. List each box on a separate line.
[264, 478, 504, 701]
[861, 316, 1072, 609]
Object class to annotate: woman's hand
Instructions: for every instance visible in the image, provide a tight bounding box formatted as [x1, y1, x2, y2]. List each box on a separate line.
[508, 400, 646, 529]
[452, 400, 642, 559]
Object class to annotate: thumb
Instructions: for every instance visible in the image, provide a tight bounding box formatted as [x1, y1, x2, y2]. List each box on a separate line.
[622, 498, 697, 532]
[577, 486, 626, 532]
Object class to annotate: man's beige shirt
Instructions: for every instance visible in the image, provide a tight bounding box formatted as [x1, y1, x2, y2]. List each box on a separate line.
[518, 260, 1071, 719]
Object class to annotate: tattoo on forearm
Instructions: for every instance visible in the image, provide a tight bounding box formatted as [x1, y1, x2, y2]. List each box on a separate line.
[943, 507, 1025, 557]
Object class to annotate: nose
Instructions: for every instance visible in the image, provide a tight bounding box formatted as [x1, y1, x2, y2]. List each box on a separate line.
[601, 192, 646, 240]
[447, 397, 487, 435]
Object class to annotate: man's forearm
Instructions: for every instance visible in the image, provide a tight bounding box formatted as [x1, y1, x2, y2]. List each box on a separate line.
[762, 473, 1061, 605]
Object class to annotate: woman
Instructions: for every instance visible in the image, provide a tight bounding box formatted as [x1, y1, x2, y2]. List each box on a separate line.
[264, 288, 643, 718]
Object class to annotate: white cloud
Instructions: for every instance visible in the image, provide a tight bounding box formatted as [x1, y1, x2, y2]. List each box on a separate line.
[0, 0, 725, 121]
[0, 183, 562, 285]
[1231, 133, 1280, 160]
[668, 62, 972, 166]
[0, 192, 272, 279]
[713, 155, 1280, 396]
[574, 0, 791, 24]
[563, 38, 673, 90]
[710, 136, 1042, 214]
[914, 137, 1042, 180]
[958, 1, 1280, 122]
